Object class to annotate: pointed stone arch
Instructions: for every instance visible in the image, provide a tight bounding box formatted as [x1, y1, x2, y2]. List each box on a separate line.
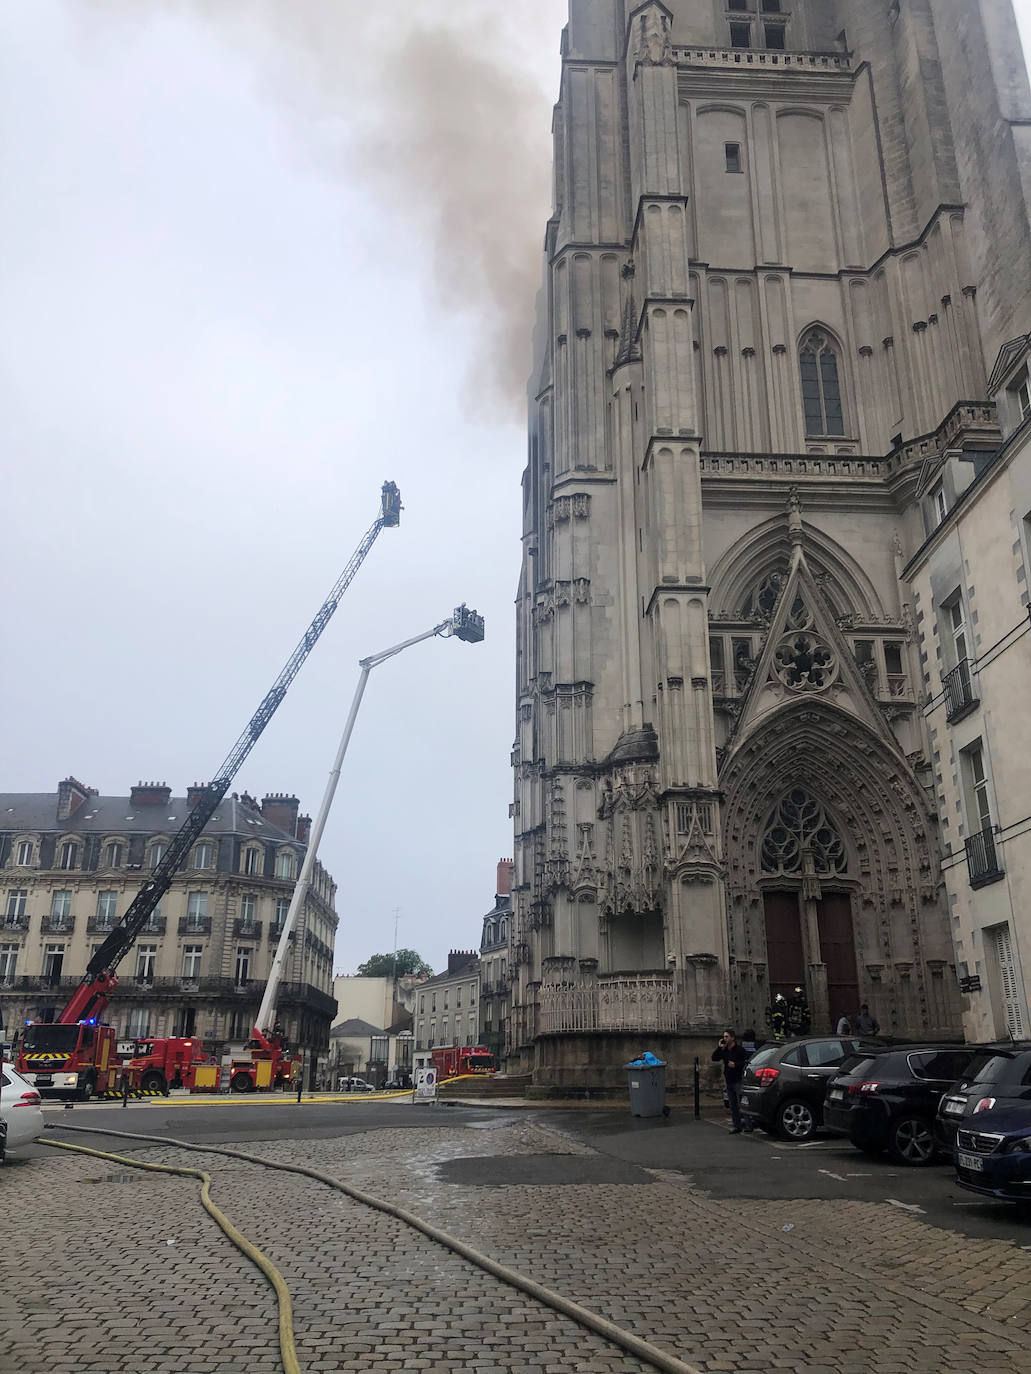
[718, 699, 957, 1041]
[708, 515, 886, 623]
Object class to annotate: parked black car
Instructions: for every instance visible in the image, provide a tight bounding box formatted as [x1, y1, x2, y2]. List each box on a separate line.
[824, 1045, 980, 1164]
[739, 1036, 883, 1141]
[954, 1103, 1031, 1203]
[936, 1046, 1031, 1150]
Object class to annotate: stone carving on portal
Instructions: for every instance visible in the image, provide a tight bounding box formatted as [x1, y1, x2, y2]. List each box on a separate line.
[598, 769, 662, 916]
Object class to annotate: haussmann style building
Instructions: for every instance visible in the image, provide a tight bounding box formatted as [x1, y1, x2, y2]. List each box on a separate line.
[0, 778, 338, 1065]
[509, 0, 1031, 1091]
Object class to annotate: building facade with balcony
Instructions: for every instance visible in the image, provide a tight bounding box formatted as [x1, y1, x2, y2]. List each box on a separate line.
[412, 950, 480, 1074]
[0, 778, 338, 1060]
[511, 1, 1031, 1088]
[479, 861, 514, 1063]
[903, 338, 1031, 1042]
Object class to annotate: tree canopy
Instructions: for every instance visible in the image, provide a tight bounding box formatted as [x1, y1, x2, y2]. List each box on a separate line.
[356, 949, 433, 978]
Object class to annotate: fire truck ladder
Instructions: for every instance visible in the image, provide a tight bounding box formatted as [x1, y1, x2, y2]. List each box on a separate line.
[59, 481, 402, 1027]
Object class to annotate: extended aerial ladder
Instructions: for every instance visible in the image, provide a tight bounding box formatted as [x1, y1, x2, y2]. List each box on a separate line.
[55, 481, 402, 1029]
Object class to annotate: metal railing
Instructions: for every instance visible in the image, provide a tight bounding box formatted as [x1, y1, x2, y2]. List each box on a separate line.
[233, 919, 263, 939]
[40, 916, 76, 935]
[965, 825, 1004, 887]
[177, 916, 212, 936]
[943, 659, 978, 720]
[538, 974, 677, 1035]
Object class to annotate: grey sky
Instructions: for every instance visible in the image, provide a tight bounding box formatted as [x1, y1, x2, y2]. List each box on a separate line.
[2, 2, 1030, 977]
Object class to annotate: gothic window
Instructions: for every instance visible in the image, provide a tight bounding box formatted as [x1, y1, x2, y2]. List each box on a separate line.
[761, 789, 847, 876]
[742, 571, 785, 619]
[799, 328, 845, 436]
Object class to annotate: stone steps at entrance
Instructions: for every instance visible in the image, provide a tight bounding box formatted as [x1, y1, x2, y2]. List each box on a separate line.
[438, 1073, 532, 1099]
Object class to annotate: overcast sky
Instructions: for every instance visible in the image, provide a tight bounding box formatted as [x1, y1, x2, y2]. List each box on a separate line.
[2, 2, 1030, 978]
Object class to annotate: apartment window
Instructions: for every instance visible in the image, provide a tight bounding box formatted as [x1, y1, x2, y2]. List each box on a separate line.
[799, 328, 845, 435]
[182, 945, 203, 979]
[443, 991, 449, 1011]
[274, 897, 290, 926]
[235, 947, 252, 984]
[127, 1006, 151, 1038]
[419, 994, 426, 1014]
[985, 924, 1027, 1038]
[15, 841, 33, 866]
[948, 596, 971, 668]
[456, 986, 462, 1009]
[725, 142, 742, 173]
[962, 741, 1003, 885]
[186, 891, 208, 923]
[1010, 369, 1031, 424]
[227, 1008, 250, 1039]
[51, 890, 72, 921]
[193, 842, 214, 870]
[728, 0, 749, 9]
[730, 22, 751, 47]
[104, 842, 124, 869]
[441, 1017, 449, 1043]
[59, 841, 78, 871]
[149, 841, 166, 869]
[6, 889, 27, 918]
[242, 847, 260, 876]
[0, 943, 17, 982]
[276, 852, 295, 881]
[431, 993, 437, 1013]
[764, 23, 785, 48]
[932, 482, 947, 526]
[469, 985, 476, 1006]
[136, 945, 157, 982]
[761, 0, 781, 10]
[429, 1020, 436, 1046]
[96, 890, 118, 923]
[240, 893, 257, 925]
[43, 944, 65, 982]
[173, 1007, 196, 1037]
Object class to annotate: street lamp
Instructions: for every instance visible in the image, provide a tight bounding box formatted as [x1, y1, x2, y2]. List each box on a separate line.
[256, 606, 485, 1041]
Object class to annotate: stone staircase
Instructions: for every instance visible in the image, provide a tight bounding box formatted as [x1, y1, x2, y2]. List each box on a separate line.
[437, 1073, 533, 1099]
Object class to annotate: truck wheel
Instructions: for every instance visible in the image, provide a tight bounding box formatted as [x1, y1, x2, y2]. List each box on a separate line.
[231, 1073, 253, 1093]
[78, 1076, 95, 1103]
[141, 1072, 165, 1094]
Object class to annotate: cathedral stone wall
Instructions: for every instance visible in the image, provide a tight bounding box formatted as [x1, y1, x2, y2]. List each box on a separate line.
[510, 0, 1030, 1087]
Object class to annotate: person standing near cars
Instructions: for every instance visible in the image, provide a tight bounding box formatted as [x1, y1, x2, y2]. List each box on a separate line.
[855, 1003, 880, 1035]
[712, 1029, 749, 1134]
[836, 1014, 852, 1035]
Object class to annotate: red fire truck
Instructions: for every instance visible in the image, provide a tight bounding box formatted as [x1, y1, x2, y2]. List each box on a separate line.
[227, 1028, 299, 1093]
[17, 1019, 120, 1100]
[430, 1046, 496, 1080]
[121, 1036, 217, 1095]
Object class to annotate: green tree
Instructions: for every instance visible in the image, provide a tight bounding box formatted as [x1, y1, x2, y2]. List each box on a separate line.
[356, 949, 433, 978]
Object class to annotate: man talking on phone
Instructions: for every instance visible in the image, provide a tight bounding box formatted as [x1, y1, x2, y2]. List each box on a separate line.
[712, 1029, 749, 1134]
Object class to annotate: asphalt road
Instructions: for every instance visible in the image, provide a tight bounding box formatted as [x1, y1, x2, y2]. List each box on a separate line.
[31, 1095, 1031, 1247]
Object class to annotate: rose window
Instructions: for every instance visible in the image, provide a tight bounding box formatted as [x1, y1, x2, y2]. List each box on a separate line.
[774, 631, 836, 690]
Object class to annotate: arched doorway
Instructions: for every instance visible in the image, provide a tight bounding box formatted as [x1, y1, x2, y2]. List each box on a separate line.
[759, 788, 858, 1028]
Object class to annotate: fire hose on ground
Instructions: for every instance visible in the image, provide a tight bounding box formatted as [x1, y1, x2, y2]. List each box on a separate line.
[43, 1122, 703, 1374]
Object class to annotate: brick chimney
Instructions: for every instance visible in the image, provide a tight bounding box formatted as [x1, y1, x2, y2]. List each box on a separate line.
[296, 813, 312, 845]
[56, 776, 95, 822]
[186, 782, 209, 809]
[447, 949, 478, 975]
[130, 781, 172, 807]
[261, 793, 300, 837]
[496, 858, 514, 898]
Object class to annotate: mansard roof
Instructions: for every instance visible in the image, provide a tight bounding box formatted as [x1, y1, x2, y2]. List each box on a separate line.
[0, 790, 301, 846]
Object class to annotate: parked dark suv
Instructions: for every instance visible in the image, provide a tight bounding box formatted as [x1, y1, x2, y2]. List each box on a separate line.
[936, 1046, 1031, 1150]
[739, 1036, 883, 1141]
[824, 1045, 980, 1164]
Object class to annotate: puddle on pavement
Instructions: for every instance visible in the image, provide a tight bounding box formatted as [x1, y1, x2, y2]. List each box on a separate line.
[86, 1172, 142, 1184]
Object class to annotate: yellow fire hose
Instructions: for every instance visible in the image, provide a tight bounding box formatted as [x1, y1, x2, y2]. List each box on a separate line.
[43, 1138, 300, 1374]
[45, 1123, 703, 1374]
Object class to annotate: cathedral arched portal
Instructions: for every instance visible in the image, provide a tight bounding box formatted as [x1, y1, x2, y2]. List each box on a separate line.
[720, 701, 959, 1040]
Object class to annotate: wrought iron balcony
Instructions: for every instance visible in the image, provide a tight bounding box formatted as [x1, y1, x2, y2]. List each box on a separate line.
[87, 916, 117, 935]
[40, 916, 76, 935]
[943, 659, 979, 721]
[965, 824, 1004, 888]
[177, 916, 212, 936]
[233, 919, 263, 939]
[0, 915, 29, 932]
[481, 982, 495, 1000]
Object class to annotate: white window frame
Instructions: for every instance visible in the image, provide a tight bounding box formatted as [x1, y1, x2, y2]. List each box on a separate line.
[186, 891, 208, 923]
[182, 945, 203, 979]
[0, 942, 18, 982]
[104, 842, 125, 869]
[240, 893, 257, 924]
[275, 851, 295, 881]
[96, 890, 118, 923]
[59, 841, 78, 871]
[193, 842, 214, 871]
[136, 945, 157, 981]
[235, 946, 253, 984]
[51, 890, 72, 920]
[6, 889, 27, 918]
[15, 840, 33, 866]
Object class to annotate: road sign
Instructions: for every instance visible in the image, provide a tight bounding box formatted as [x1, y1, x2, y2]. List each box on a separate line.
[415, 1067, 437, 1103]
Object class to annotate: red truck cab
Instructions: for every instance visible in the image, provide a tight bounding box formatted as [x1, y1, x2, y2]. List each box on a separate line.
[17, 1020, 119, 1100]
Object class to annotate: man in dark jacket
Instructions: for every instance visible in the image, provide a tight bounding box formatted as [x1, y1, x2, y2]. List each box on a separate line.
[712, 1029, 749, 1133]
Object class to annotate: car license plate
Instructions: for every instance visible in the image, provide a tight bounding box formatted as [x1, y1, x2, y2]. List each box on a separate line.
[36, 1077, 53, 1087]
[957, 1152, 983, 1172]
[828, 1088, 844, 1101]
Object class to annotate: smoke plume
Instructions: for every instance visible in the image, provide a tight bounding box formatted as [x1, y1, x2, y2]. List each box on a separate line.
[82, 0, 564, 419]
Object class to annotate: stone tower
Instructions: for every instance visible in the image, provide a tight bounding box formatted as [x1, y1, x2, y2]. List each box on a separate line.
[510, 0, 1031, 1091]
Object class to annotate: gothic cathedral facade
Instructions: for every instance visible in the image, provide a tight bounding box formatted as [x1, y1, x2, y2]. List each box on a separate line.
[510, 0, 1031, 1089]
